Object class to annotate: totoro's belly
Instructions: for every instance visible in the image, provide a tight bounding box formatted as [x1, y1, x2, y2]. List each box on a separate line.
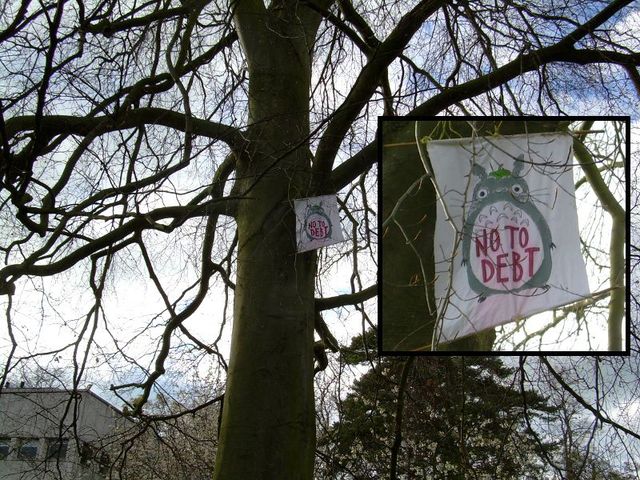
[466, 201, 545, 292]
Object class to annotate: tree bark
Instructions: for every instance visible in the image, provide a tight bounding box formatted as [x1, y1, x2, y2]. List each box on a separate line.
[573, 123, 626, 351]
[213, 3, 321, 478]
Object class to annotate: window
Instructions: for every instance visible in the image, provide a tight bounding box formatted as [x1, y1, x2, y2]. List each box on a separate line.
[17, 439, 38, 460]
[46, 438, 68, 460]
[0, 438, 11, 460]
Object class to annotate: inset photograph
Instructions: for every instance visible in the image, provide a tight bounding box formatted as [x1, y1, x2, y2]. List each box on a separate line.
[379, 117, 629, 354]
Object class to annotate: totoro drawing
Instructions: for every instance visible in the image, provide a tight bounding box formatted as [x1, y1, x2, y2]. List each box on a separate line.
[461, 154, 555, 302]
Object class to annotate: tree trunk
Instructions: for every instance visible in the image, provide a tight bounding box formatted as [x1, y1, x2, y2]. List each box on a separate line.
[381, 124, 438, 351]
[213, 4, 320, 479]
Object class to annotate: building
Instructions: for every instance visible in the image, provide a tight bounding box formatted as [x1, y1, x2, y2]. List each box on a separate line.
[0, 387, 126, 480]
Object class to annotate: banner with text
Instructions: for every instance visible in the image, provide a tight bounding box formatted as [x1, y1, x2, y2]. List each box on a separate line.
[295, 194, 345, 252]
[426, 133, 590, 345]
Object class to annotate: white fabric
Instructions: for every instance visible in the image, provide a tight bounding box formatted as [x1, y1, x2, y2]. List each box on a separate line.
[426, 133, 590, 345]
[295, 194, 345, 252]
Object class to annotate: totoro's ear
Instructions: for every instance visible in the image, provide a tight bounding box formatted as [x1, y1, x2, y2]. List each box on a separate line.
[471, 163, 487, 179]
[512, 154, 525, 177]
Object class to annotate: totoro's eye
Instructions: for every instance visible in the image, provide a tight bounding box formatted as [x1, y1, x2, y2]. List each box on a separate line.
[511, 184, 524, 195]
[477, 188, 488, 199]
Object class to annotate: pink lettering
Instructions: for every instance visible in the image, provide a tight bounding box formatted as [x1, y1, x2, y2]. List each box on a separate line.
[481, 259, 494, 282]
[475, 228, 502, 257]
[519, 227, 529, 248]
[496, 253, 508, 283]
[472, 223, 542, 287]
[475, 230, 488, 257]
[505, 225, 518, 249]
[490, 229, 500, 251]
[308, 220, 329, 239]
[512, 251, 523, 282]
[524, 246, 540, 276]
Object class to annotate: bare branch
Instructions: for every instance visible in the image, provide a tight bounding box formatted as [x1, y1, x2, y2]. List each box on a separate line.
[315, 284, 377, 311]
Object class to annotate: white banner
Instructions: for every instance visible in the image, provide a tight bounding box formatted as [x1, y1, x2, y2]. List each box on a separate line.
[295, 195, 345, 252]
[426, 133, 590, 345]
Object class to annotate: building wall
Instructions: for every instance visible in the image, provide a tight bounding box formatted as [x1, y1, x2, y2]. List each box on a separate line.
[0, 388, 125, 480]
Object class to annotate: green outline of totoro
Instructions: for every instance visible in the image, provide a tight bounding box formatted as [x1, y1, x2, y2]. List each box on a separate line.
[461, 154, 555, 302]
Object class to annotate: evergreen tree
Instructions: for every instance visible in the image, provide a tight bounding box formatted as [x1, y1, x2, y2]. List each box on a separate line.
[318, 351, 557, 479]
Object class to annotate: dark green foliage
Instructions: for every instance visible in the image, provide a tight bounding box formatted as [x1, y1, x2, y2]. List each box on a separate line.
[341, 328, 378, 365]
[317, 355, 557, 479]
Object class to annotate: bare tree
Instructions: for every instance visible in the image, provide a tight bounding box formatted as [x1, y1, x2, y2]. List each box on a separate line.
[519, 356, 640, 479]
[0, 0, 638, 478]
